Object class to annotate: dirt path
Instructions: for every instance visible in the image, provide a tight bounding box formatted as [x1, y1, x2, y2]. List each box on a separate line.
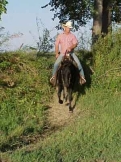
[48, 91, 80, 128]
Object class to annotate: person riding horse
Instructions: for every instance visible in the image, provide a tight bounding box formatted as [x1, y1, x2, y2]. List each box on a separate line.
[50, 21, 86, 85]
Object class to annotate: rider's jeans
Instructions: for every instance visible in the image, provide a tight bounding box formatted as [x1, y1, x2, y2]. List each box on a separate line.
[52, 53, 85, 78]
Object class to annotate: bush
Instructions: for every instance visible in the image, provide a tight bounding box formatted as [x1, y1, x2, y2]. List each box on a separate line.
[91, 29, 121, 91]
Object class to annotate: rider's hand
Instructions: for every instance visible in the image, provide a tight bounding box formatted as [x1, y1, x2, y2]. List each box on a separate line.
[67, 47, 71, 53]
[56, 53, 59, 59]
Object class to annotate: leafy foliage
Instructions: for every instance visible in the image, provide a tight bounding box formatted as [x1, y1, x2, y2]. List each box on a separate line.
[37, 28, 55, 53]
[29, 18, 56, 54]
[112, 0, 121, 22]
[42, 0, 121, 29]
[92, 28, 121, 91]
[0, 0, 8, 19]
[42, 0, 93, 29]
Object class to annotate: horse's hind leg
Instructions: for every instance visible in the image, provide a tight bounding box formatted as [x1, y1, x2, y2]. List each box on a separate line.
[58, 86, 63, 104]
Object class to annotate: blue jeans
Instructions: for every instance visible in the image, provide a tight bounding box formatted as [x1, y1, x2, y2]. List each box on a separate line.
[52, 53, 85, 77]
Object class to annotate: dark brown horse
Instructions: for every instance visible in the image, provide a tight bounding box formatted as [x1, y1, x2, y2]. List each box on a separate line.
[56, 56, 79, 111]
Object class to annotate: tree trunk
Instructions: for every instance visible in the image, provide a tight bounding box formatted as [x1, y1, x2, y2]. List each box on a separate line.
[102, 0, 112, 34]
[92, 0, 103, 44]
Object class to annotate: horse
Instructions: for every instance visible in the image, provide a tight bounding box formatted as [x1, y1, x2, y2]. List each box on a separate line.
[56, 54, 79, 112]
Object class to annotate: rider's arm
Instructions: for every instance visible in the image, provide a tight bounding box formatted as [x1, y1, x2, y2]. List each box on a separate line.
[67, 35, 78, 52]
[69, 43, 78, 50]
[55, 35, 60, 58]
[67, 43, 78, 53]
[55, 44, 59, 58]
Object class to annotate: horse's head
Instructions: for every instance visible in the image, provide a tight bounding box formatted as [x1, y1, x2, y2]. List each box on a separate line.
[61, 60, 76, 88]
[61, 63, 71, 87]
[56, 59, 79, 112]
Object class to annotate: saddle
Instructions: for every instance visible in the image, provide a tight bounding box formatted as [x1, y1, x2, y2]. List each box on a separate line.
[61, 53, 77, 68]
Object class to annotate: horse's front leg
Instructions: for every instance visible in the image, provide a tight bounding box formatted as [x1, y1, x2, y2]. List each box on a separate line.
[58, 85, 63, 104]
[68, 88, 73, 112]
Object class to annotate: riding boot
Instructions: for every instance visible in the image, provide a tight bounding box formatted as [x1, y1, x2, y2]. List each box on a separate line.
[80, 75, 86, 85]
[50, 76, 56, 86]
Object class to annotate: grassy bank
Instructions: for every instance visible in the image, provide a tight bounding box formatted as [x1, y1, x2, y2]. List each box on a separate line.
[1, 29, 121, 161]
[2, 89, 121, 162]
[0, 52, 55, 151]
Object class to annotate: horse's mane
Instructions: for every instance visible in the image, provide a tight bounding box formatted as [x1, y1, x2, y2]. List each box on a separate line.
[61, 59, 73, 67]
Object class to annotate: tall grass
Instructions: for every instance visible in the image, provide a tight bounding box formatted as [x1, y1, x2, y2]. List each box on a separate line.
[2, 89, 121, 162]
[92, 29, 121, 91]
[0, 51, 54, 151]
[1, 29, 121, 162]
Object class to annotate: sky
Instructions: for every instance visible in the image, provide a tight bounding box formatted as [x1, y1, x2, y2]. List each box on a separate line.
[0, 0, 92, 51]
[0, 0, 60, 50]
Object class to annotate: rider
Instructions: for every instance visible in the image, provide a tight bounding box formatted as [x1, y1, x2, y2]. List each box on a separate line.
[50, 21, 86, 85]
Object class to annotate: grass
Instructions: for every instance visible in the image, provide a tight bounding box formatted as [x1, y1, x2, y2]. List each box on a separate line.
[1, 29, 121, 161]
[0, 51, 55, 151]
[1, 89, 121, 162]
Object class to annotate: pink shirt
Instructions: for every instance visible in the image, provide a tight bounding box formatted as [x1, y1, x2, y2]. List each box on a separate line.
[55, 32, 78, 55]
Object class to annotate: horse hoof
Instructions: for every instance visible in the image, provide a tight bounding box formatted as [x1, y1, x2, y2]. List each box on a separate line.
[69, 108, 73, 112]
[65, 103, 69, 106]
[59, 100, 63, 104]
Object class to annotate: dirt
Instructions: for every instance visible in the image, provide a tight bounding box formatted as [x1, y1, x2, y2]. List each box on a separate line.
[48, 91, 80, 128]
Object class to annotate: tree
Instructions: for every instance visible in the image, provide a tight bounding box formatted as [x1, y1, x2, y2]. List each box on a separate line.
[42, 0, 121, 42]
[92, 0, 103, 44]
[0, 0, 8, 19]
[102, 0, 112, 34]
[92, 0, 121, 43]
[42, 0, 93, 29]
